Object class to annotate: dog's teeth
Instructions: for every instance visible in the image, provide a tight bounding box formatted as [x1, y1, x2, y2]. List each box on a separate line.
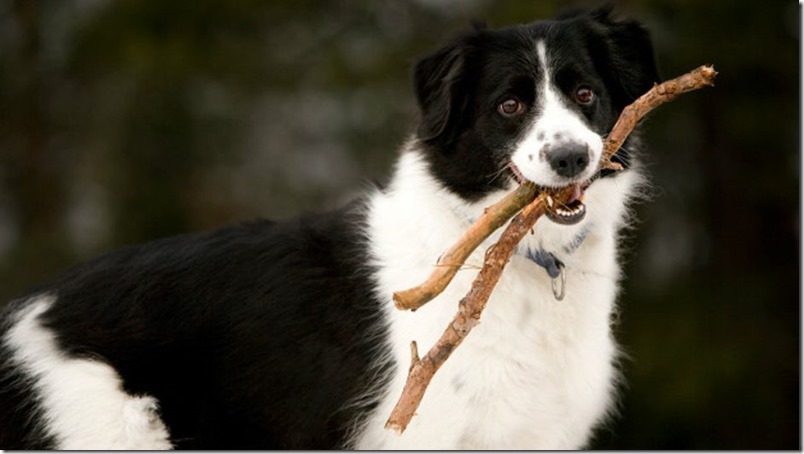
[546, 196, 554, 208]
[554, 202, 586, 219]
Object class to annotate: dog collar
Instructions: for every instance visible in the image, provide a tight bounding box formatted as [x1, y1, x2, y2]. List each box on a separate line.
[522, 249, 566, 301]
[524, 249, 564, 279]
[520, 228, 590, 301]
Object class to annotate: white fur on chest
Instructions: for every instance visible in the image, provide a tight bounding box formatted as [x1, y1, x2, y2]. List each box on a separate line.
[353, 149, 640, 449]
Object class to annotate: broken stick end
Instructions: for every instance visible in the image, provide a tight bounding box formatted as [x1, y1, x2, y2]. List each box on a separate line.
[700, 64, 718, 85]
[393, 288, 435, 312]
[384, 420, 405, 435]
[393, 290, 419, 311]
[391, 291, 407, 309]
[408, 340, 422, 372]
[601, 161, 624, 172]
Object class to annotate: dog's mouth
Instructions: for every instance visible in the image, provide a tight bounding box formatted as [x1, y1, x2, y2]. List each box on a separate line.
[508, 163, 589, 226]
[545, 182, 588, 225]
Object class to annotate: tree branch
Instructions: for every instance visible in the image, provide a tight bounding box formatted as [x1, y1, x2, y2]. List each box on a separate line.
[384, 193, 551, 433]
[384, 65, 718, 434]
[602, 64, 718, 167]
[392, 181, 538, 311]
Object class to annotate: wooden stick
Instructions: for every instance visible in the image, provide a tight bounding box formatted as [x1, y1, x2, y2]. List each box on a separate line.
[392, 65, 718, 313]
[384, 65, 717, 434]
[392, 181, 538, 311]
[385, 194, 547, 433]
[603, 64, 718, 164]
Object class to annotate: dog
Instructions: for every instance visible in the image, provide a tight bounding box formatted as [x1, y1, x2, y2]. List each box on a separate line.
[0, 6, 659, 450]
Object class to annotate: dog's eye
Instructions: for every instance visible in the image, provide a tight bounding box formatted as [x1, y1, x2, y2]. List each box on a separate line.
[573, 86, 595, 105]
[498, 98, 525, 117]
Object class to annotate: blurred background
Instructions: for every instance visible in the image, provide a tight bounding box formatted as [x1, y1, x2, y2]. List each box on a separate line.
[0, 0, 798, 449]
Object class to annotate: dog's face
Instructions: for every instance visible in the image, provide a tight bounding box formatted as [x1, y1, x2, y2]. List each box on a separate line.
[413, 7, 659, 219]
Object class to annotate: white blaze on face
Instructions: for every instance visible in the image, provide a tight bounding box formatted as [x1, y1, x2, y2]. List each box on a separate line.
[510, 40, 603, 187]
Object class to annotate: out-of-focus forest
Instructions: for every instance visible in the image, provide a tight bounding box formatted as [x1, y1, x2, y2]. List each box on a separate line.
[0, 0, 798, 449]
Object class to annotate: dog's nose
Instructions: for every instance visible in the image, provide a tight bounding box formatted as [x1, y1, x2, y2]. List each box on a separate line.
[548, 142, 590, 178]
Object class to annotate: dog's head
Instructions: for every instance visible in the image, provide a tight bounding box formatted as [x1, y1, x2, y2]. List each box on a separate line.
[413, 7, 659, 223]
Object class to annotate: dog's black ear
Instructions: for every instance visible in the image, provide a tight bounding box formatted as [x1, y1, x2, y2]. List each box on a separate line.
[588, 6, 661, 109]
[413, 33, 477, 145]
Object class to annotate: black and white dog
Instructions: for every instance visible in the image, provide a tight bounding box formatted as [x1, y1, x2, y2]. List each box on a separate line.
[0, 7, 659, 450]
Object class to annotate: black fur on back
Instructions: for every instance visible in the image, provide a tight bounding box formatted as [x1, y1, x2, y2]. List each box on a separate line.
[0, 200, 392, 449]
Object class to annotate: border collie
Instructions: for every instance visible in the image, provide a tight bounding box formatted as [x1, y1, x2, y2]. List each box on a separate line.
[0, 7, 659, 450]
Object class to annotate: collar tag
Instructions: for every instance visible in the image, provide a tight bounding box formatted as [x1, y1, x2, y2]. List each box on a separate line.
[523, 249, 566, 301]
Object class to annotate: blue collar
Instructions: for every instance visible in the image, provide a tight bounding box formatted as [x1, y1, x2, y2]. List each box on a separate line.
[522, 248, 567, 301]
[521, 227, 589, 278]
[524, 249, 564, 279]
